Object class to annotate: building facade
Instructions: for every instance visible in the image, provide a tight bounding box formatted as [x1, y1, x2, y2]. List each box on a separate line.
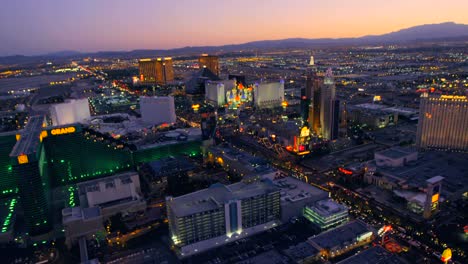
[138, 58, 174, 84]
[320, 68, 339, 140]
[253, 81, 285, 108]
[10, 116, 52, 236]
[306, 74, 322, 135]
[198, 54, 220, 76]
[166, 180, 280, 257]
[303, 199, 349, 231]
[50, 99, 91, 126]
[416, 94, 468, 151]
[140, 96, 176, 125]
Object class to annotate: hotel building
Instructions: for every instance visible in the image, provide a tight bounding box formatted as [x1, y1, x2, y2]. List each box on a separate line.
[416, 94, 468, 151]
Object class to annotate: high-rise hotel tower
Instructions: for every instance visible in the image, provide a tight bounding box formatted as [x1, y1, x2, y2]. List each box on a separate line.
[138, 57, 174, 84]
[320, 68, 339, 140]
[416, 94, 468, 151]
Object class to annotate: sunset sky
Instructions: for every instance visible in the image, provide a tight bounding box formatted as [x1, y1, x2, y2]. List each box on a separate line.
[1, 0, 467, 56]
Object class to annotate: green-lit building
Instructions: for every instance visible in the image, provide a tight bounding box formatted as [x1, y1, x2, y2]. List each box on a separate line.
[2, 117, 202, 237]
[303, 198, 349, 231]
[10, 116, 52, 236]
[43, 127, 134, 186]
[0, 132, 17, 198]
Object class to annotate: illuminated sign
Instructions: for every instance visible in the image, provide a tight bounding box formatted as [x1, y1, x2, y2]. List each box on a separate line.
[17, 154, 28, 164]
[431, 193, 439, 203]
[16, 134, 21, 141]
[39, 130, 48, 142]
[441, 248, 452, 262]
[339, 167, 353, 175]
[300, 127, 310, 137]
[440, 95, 466, 100]
[357, 231, 373, 242]
[50, 126, 76, 136]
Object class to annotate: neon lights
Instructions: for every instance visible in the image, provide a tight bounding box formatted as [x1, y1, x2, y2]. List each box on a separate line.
[300, 127, 310, 137]
[2, 198, 17, 233]
[440, 95, 466, 100]
[17, 154, 28, 164]
[50, 126, 76, 136]
[441, 248, 452, 262]
[338, 167, 353, 175]
[40, 130, 48, 142]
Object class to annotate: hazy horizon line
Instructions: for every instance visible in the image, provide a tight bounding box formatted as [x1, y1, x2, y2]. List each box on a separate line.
[2, 21, 467, 57]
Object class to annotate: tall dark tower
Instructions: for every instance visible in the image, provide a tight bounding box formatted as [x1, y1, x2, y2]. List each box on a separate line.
[300, 87, 310, 124]
[320, 68, 339, 140]
[306, 71, 322, 136]
[10, 116, 52, 236]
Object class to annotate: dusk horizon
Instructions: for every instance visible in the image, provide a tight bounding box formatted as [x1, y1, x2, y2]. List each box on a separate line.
[2, 21, 468, 57]
[1, 0, 468, 56]
[0, 1, 467, 264]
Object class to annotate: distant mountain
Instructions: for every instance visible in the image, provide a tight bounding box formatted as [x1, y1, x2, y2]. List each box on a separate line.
[237, 22, 468, 48]
[1, 22, 467, 64]
[360, 22, 468, 42]
[44, 50, 82, 57]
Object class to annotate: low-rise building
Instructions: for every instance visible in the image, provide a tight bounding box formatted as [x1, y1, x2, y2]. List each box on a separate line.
[337, 245, 408, 264]
[374, 147, 418, 168]
[166, 180, 281, 258]
[208, 145, 277, 180]
[303, 198, 349, 231]
[62, 207, 104, 248]
[265, 175, 329, 222]
[284, 242, 320, 264]
[77, 172, 146, 218]
[308, 220, 375, 259]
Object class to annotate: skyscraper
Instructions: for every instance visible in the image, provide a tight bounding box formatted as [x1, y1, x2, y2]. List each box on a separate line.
[10, 116, 52, 236]
[138, 57, 174, 84]
[320, 68, 339, 140]
[198, 54, 220, 76]
[306, 73, 322, 135]
[416, 94, 468, 151]
[157, 57, 174, 84]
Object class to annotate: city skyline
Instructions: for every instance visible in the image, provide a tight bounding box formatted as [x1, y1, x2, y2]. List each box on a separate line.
[1, 0, 468, 56]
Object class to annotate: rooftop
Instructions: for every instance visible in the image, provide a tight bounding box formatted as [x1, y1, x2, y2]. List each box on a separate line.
[237, 250, 289, 264]
[62, 207, 101, 224]
[308, 220, 372, 250]
[269, 176, 329, 204]
[284, 242, 319, 262]
[378, 151, 467, 193]
[10, 115, 45, 157]
[77, 171, 138, 195]
[307, 199, 348, 217]
[337, 246, 408, 264]
[147, 156, 195, 175]
[354, 103, 387, 110]
[375, 147, 417, 159]
[137, 128, 202, 149]
[167, 180, 279, 217]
